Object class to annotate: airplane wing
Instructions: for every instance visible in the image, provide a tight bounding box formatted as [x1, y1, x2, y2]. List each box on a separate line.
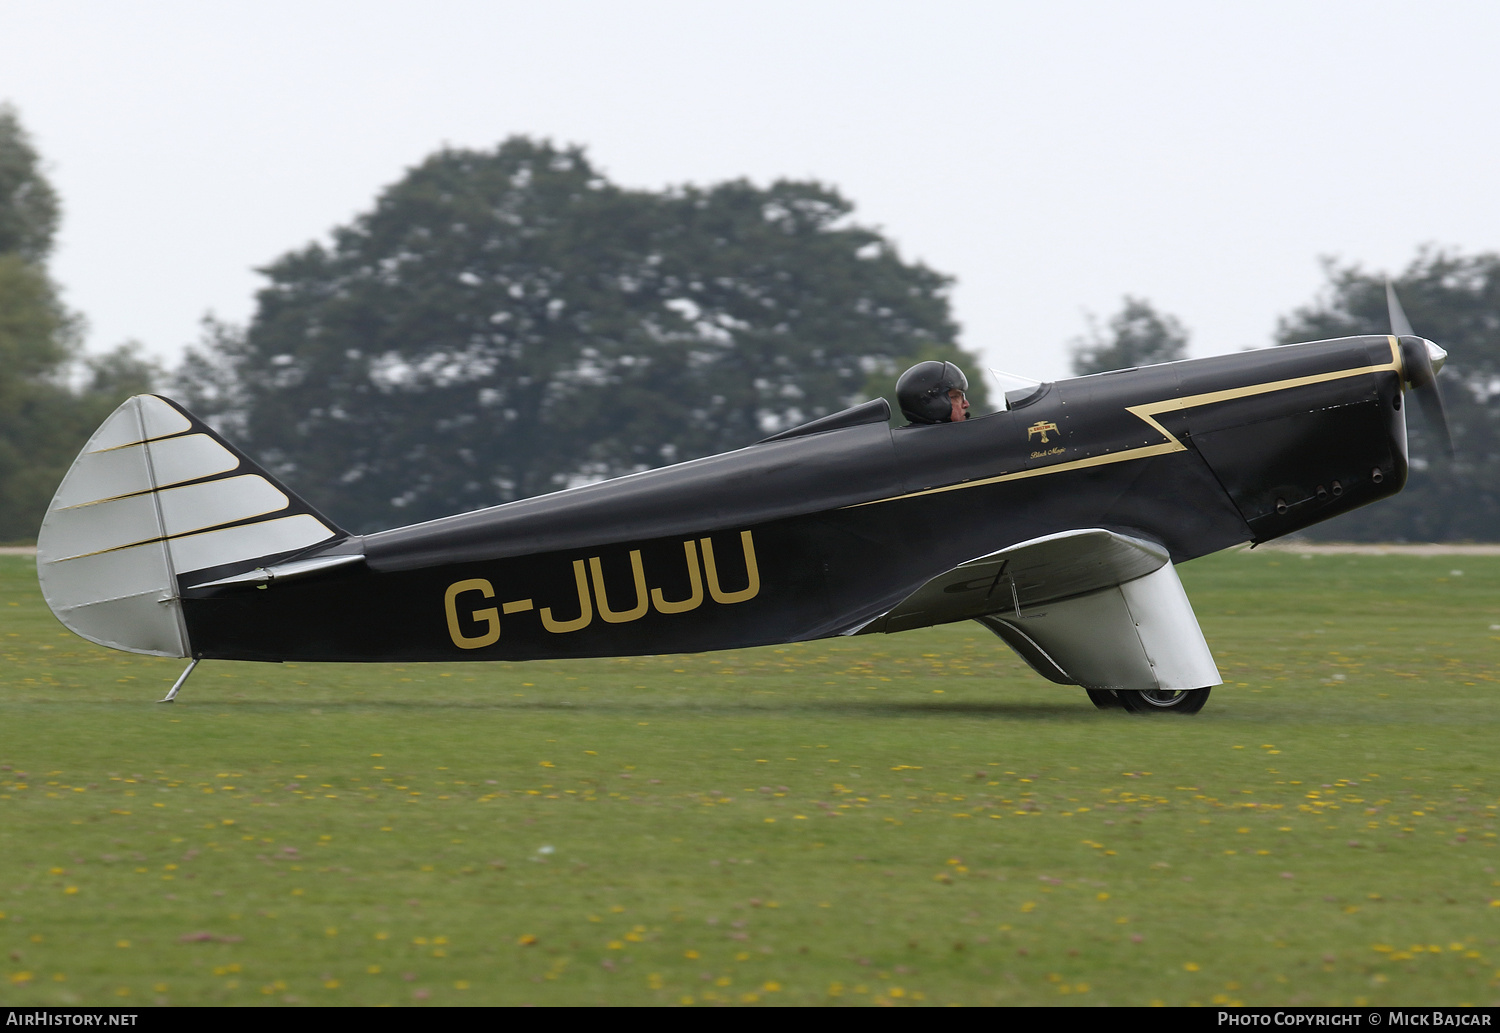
[865, 529, 1221, 693]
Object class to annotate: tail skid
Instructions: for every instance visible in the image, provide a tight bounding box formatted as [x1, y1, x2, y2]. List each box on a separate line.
[36, 395, 345, 657]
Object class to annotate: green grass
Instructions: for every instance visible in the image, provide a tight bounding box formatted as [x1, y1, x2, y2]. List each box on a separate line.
[1, 549, 1498, 1006]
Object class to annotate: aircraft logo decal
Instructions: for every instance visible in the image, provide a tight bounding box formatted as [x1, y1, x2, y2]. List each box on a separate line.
[444, 530, 760, 648]
[1027, 421, 1060, 444]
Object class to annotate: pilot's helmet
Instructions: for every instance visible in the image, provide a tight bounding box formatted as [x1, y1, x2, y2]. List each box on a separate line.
[896, 360, 969, 424]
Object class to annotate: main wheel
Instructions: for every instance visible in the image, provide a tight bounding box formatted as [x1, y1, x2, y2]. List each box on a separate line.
[1116, 687, 1211, 714]
[1085, 689, 1123, 710]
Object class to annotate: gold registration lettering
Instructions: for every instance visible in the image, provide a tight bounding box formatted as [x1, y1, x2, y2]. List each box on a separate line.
[651, 540, 704, 614]
[444, 578, 500, 649]
[450, 531, 761, 639]
[540, 559, 594, 633]
[701, 530, 760, 605]
[590, 551, 649, 624]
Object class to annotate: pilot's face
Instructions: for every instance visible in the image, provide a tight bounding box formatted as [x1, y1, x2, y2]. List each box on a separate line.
[948, 388, 970, 422]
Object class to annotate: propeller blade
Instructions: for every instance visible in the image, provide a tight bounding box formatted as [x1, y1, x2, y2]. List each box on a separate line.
[1387, 282, 1454, 456]
[1416, 369, 1454, 457]
[1397, 334, 1455, 458]
[1386, 280, 1415, 337]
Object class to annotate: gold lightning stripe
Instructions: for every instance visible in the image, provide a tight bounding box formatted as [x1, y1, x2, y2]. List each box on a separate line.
[849, 337, 1402, 509]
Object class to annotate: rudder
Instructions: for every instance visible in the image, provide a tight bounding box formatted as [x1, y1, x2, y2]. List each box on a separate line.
[36, 395, 345, 657]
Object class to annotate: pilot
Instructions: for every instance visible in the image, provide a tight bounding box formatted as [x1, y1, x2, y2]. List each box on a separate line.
[896, 360, 971, 424]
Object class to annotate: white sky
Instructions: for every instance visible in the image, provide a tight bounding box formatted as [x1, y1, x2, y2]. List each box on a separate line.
[2, 0, 1497, 384]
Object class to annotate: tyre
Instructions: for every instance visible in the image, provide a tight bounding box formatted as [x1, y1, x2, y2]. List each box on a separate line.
[1116, 687, 1211, 714]
[1085, 689, 1123, 710]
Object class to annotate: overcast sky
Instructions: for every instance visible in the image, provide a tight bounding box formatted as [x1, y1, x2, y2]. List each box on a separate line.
[2, 0, 1497, 384]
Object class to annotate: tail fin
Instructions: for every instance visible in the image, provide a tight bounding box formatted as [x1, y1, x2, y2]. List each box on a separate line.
[37, 395, 345, 657]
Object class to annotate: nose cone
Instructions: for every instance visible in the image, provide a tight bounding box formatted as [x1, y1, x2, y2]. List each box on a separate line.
[1424, 338, 1447, 375]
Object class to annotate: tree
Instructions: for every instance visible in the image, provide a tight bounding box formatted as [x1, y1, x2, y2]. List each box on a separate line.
[177, 138, 982, 532]
[0, 104, 77, 542]
[0, 104, 59, 264]
[0, 104, 156, 541]
[1275, 249, 1500, 541]
[1070, 296, 1190, 376]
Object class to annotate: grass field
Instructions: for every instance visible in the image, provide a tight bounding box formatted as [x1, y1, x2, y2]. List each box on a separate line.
[1, 549, 1498, 1007]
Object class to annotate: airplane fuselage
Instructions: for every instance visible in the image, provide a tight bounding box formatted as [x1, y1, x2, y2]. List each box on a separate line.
[176, 335, 1408, 663]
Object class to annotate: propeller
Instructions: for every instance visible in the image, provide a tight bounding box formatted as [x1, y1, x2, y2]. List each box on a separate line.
[1387, 281, 1454, 457]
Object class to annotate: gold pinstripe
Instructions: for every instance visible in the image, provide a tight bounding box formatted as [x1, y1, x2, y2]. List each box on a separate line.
[52, 477, 297, 562]
[88, 429, 194, 454]
[848, 337, 1403, 509]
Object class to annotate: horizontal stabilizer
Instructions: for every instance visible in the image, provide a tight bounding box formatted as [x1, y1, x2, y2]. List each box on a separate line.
[37, 395, 346, 657]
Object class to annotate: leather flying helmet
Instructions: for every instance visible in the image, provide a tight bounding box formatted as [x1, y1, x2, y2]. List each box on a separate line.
[896, 360, 969, 424]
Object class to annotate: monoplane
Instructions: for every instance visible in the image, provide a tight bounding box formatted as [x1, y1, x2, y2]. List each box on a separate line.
[36, 289, 1450, 713]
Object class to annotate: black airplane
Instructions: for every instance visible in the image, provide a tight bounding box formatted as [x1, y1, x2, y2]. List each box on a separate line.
[36, 288, 1450, 714]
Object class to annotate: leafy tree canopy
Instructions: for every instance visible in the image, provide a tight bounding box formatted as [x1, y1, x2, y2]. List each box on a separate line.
[178, 138, 981, 531]
[0, 104, 60, 264]
[1070, 296, 1190, 376]
[1276, 249, 1500, 541]
[0, 103, 155, 541]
